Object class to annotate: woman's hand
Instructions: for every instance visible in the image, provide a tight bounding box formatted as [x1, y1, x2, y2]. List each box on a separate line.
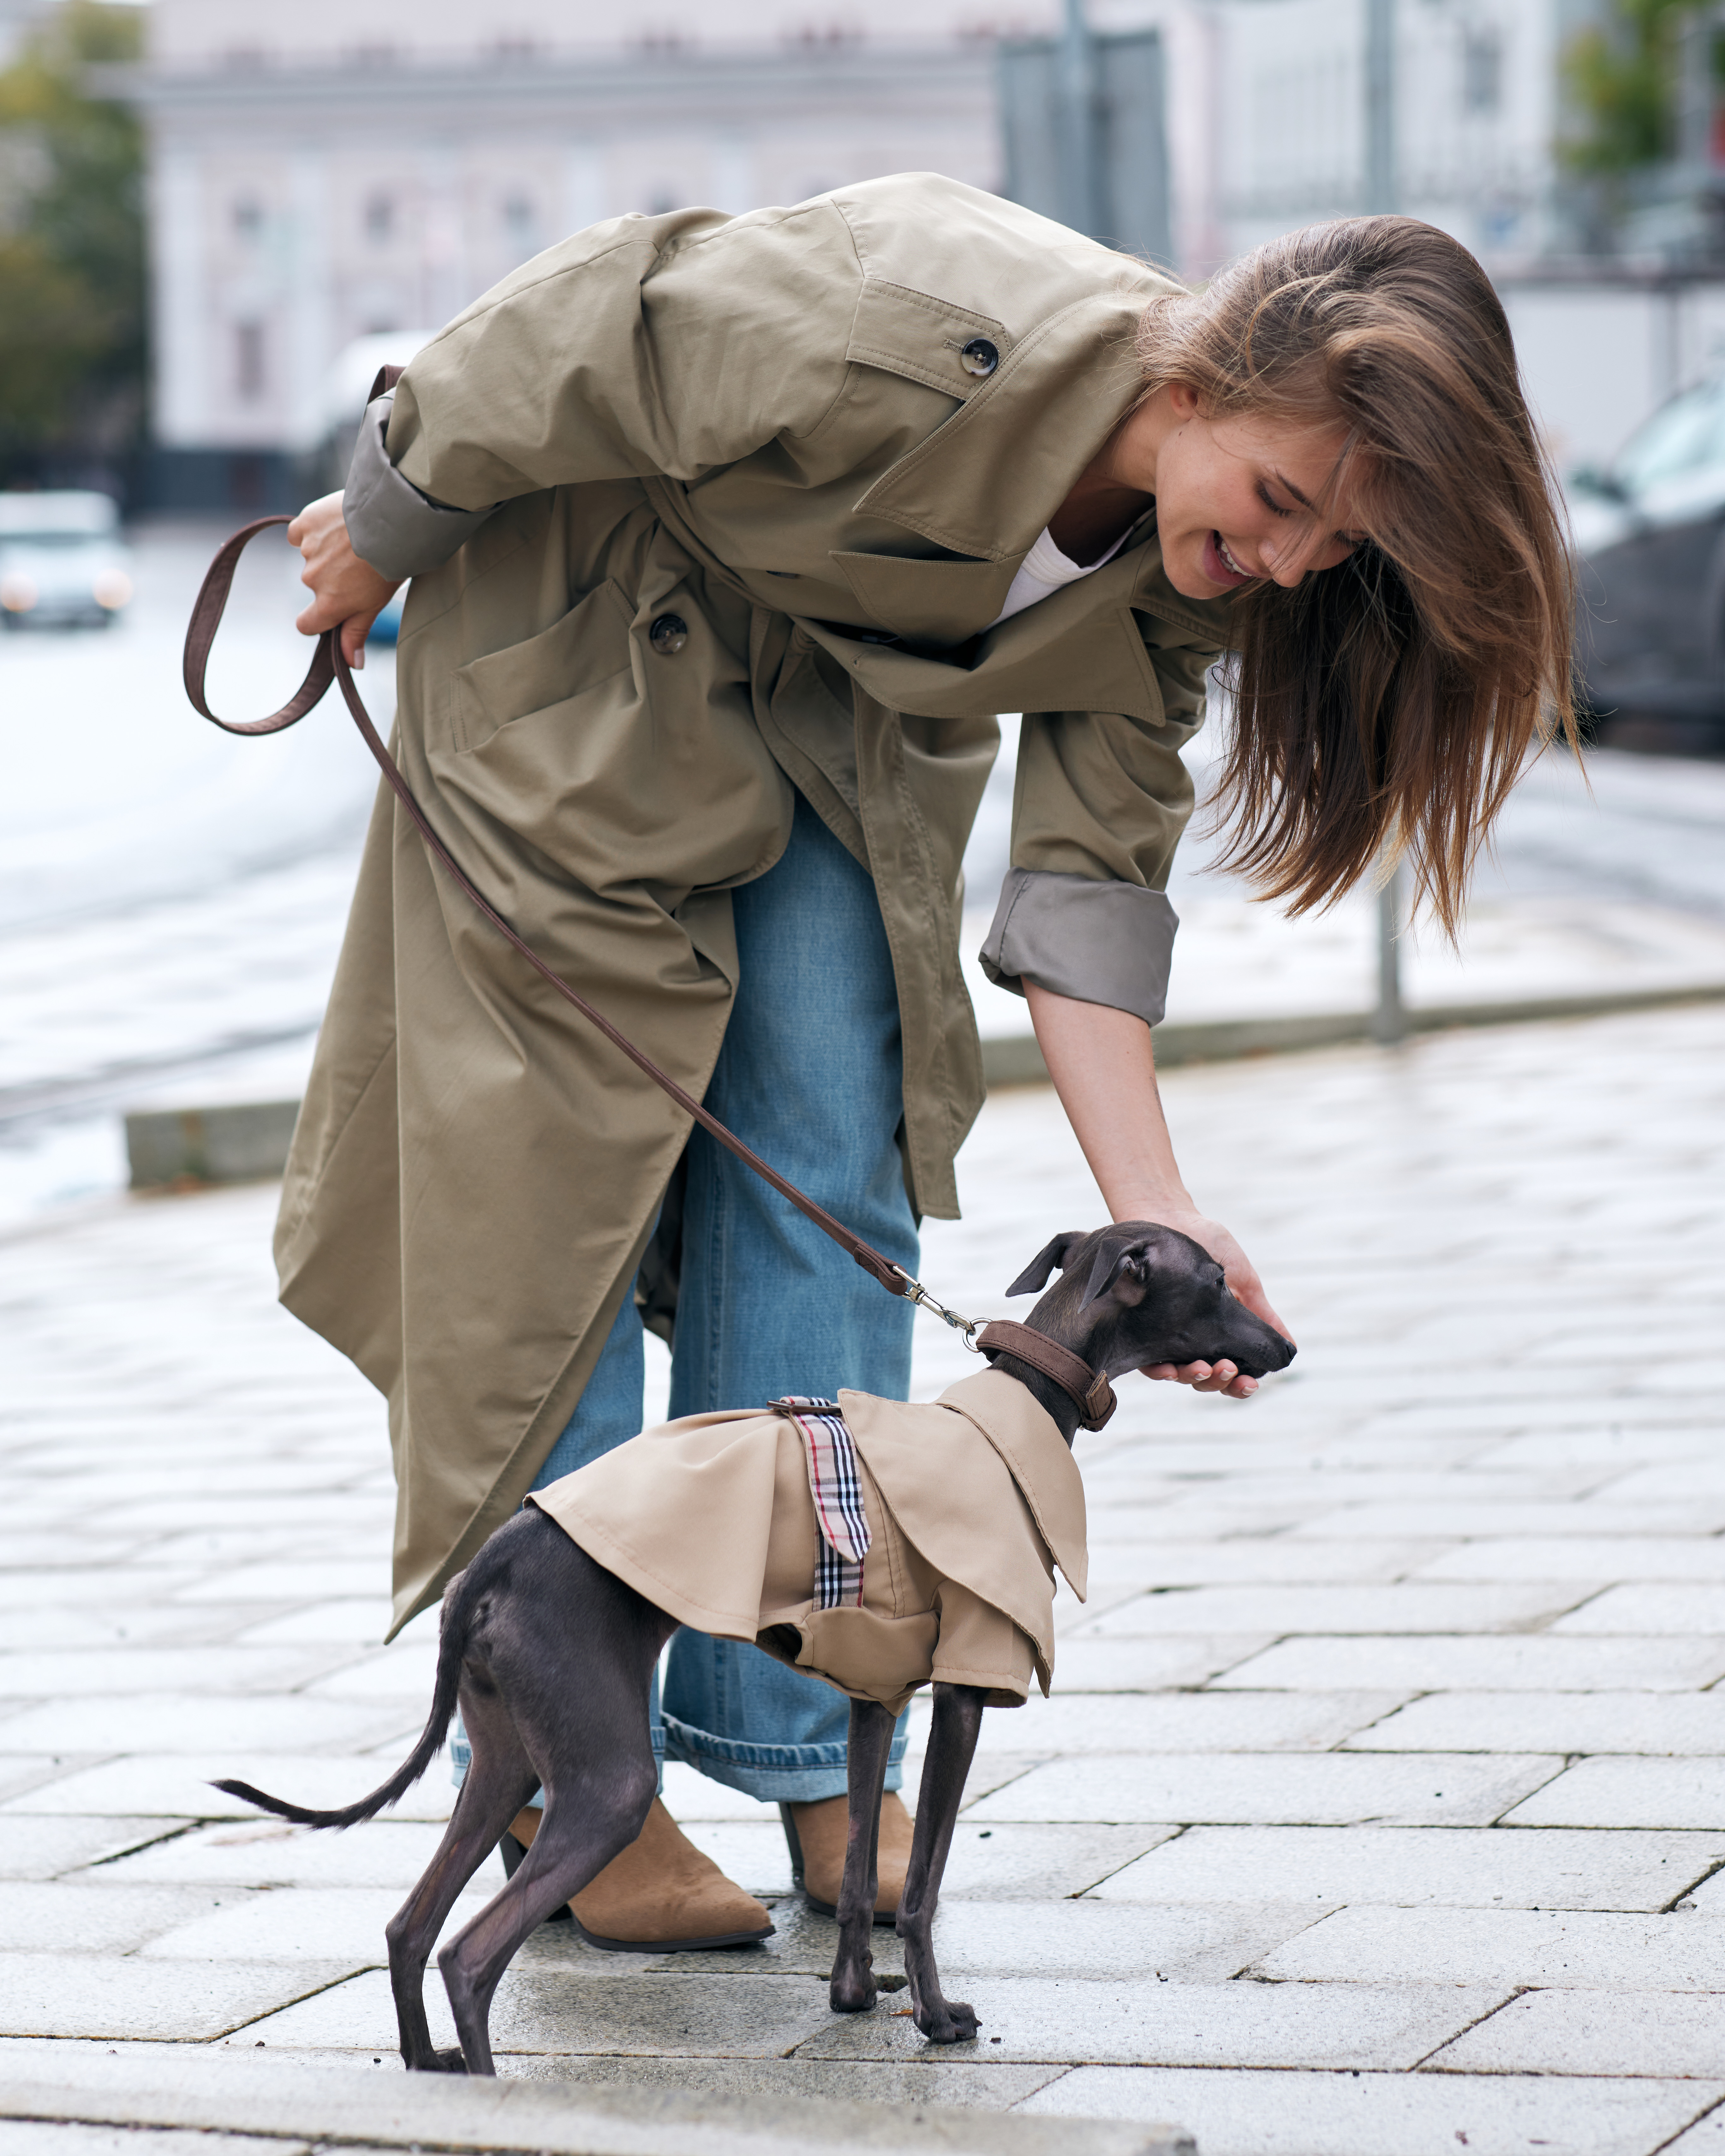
[1128, 1205, 1291, 1397]
[1024, 982, 1293, 1399]
[286, 491, 400, 669]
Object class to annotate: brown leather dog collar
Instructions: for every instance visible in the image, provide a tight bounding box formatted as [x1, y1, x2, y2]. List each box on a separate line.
[975, 1321, 1116, 1431]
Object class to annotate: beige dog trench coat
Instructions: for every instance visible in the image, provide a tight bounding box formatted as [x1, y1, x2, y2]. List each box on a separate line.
[273, 172, 1234, 1636]
[528, 1370, 1087, 1717]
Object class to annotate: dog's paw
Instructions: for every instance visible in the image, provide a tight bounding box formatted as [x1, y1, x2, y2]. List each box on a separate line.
[421, 2047, 469, 2074]
[917, 1997, 980, 2045]
[829, 1969, 879, 2014]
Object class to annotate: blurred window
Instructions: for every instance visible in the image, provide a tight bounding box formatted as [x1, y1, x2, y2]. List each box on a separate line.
[503, 192, 537, 249]
[232, 196, 265, 244]
[1614, 376, 1725, 492]
[1461, 27, 1501, 114]
[236, 321, 265, 402]
[365, 191, 396, 246]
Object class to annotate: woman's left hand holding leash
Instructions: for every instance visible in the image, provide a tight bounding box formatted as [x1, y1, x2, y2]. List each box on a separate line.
[1026, 983, 1294, 1399]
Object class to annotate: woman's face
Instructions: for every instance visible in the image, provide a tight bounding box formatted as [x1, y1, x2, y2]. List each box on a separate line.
[1121, 384, 1366, 602]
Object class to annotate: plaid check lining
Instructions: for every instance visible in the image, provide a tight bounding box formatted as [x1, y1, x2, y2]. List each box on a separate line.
[773, 1396, 870, 1609]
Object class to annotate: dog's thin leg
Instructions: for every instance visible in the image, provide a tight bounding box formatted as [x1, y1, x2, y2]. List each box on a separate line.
[439, 1759, 657, 2075]
[829, 1697, 896, 2014]
[897, 1681, 984, 2044]
[386, 1679, 538, 2074]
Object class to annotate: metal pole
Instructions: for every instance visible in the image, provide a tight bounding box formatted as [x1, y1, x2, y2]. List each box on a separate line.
[1363, 0, 1396, 214]
[1372, 855, 1407, 1046]
[1059, 0, 1102, 237]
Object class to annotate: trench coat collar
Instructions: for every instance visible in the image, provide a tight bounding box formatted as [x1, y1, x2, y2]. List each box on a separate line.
[936, 1367, 1088, 1602]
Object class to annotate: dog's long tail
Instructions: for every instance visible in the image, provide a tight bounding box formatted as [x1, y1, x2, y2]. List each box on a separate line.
[212, 1560, 483, 1831]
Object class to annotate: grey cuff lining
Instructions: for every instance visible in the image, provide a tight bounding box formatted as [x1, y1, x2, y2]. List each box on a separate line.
[979, 868, 1179, 1029]
[342, 391, 500, 581]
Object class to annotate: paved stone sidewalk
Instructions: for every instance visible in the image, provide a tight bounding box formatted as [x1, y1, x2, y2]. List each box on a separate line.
[3, 1003, 1725, 2155]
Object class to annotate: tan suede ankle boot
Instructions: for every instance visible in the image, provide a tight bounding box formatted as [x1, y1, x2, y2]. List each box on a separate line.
[781, 1790, 914, 1922]
[507, 1797, 773, 1951]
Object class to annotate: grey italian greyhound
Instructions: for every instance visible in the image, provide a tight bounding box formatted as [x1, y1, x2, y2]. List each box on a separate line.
[218, 1221, 1292, 2074]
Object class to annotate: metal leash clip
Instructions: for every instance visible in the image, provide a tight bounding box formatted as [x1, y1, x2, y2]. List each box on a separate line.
[889, 1266, 983, 1352]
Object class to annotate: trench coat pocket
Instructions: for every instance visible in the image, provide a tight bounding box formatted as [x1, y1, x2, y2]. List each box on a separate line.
[449, 579, 635, 754]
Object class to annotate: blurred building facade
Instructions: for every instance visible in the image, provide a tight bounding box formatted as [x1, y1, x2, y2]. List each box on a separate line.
[123, 0, 1711, 508]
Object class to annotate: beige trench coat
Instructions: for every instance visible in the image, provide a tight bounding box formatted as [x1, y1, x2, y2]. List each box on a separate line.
[529, 1370, 1087, 1716]
[274, 173, 1234, 1635]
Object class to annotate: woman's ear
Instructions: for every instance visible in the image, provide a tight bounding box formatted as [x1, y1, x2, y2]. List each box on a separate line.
[1167, 382, 1201, 421]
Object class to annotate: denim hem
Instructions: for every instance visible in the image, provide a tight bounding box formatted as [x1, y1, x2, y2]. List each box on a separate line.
[661, 1710, 906, 1803]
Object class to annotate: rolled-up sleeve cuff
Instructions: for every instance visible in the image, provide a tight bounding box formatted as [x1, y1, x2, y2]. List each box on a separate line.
[342, 392, 499, 580]
[979, 868, 1178, 1027]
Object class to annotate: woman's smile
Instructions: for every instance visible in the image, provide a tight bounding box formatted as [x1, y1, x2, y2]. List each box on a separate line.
[1205, 532, 1256, 586]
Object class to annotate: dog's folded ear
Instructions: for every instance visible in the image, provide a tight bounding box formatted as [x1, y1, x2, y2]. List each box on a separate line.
[1083, 1236, 1153, 1309]
[1006, 1231, 1087, 1297]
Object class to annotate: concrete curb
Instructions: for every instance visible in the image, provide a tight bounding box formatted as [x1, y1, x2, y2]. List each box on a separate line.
[125, 1099, 302, 1188]
[0, 2058, 1195, 2156]
[981, 977, 1725, 1087]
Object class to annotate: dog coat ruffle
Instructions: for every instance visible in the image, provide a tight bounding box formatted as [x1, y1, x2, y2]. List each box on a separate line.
[527, 1369, 1088, 1714]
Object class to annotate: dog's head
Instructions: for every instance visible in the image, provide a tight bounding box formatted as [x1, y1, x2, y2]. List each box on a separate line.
[1007, 1222, 1296, 1384]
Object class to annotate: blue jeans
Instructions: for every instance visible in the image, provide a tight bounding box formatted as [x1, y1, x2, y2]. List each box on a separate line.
[458, 792, 919, 1806]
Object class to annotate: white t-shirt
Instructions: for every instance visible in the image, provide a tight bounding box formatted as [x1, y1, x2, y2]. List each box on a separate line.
[988, 524, 1129, 629]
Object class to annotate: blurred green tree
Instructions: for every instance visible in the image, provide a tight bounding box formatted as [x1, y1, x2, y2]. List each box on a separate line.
[0, 1, 144, 485]
[1563, 0, 1724, 177]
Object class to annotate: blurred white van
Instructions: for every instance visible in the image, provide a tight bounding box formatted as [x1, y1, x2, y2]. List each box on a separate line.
[0, 491, 132, 631]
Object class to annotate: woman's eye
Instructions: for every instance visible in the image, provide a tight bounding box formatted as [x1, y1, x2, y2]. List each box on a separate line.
[1256, 484, 1292, 518]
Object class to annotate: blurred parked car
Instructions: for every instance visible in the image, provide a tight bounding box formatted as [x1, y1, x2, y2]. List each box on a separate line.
[0, 491, 132, 631]
[1569, 374, 1725, 750]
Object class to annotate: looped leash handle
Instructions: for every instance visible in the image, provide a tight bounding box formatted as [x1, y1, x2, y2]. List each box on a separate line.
[182, 515, 910, 1301]
[184, 515, 335, 736]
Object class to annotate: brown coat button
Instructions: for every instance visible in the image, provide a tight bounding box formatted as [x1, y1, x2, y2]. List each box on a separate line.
[959, 338, 999, 378]
[649, 612, 688, 654]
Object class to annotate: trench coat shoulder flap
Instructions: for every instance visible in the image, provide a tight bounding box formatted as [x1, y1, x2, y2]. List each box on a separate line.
[838, 1373, 1087, 1665]
[528, 1408, 782, 1642]
[814, 283, 1234, 703]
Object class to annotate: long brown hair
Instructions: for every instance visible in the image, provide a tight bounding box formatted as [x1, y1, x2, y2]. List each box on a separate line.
[1138, 217, 1574, 935]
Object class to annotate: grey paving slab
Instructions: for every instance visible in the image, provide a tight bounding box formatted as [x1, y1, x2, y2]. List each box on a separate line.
[1015, 2065, 1722, 2156]
[795, 1976, 1507, 2069]
[1253, 1905, 1725, 1991]
[1342, 1690, 1725, 1755]
[0, 1816, 184, 1879]
[963, 1752, 1558, 1827]
[974, 1692, 1409, 1756]
[1555, 1585, 1725, 1634]
[1211, 1634, 1725, 1691]
[136, 1882, 495, 1962]
[1089, 1825, 1725, 1911]
[1418, 1539, 1725, 1582]
[1045, 1637, 1279, 1691]
[0, 2129, 297, 2156]
[0, 1648, 339, 1698]
[0, 1951, 365, 2039]
[1070, 1542, 1448, 1583]
[302, 1645, 440, 1700]
[1074, 1584, 1585, 1635]
[232, 1601, 400, 1645]
[0, 1694, 418, 1754]
[1429, 1986, 1725, 2077]
[1505, 1759, 1725, 1830]
[93, 1818, 507, 1894]
[911, 1824, 1177, 1901]
[0, 1882, 239, 1952]
[171, 1563, 385, 1605]
[466, 2054, 1071, 2108]
[244, 1963, 837, 2058]
[1288, 1501, 1725, 1540]
[0, 1754, 453, 1820]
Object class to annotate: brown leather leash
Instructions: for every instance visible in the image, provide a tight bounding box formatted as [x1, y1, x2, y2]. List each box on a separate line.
[183, 514, 1115, 1431]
